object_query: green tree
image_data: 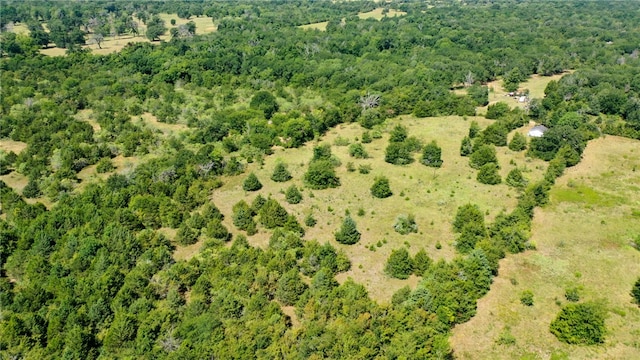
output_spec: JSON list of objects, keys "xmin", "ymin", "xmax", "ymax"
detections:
[
  {"xmin": 421, "ymin": 141, "xmax": 443, "ymax": 168},
  {"xmin": 469, "ymin": 144, "xmax": 498, "ymax": 169},
  {"xmin": 393, "ymin": 214, "xmax": 418, "ymax": 235},
  {"xmin": 504, "ymin": 67, "xmax": 525, "ymax": 93},
  {"xmin": 479, "ymin": 122, "xmax": 509, "ymax": 146},
  {"xmin": 259, "ymin": 198, "xmax": 288, "ymax": 229},
  {"xmin": 550, "ymin": 303, "xmax": 606, "ymax": 345},
  {"xmin": 477, "ymin": 163, "xmax": 501, "ymax": 185},
  {"xmin": 243, "ymin": 173, "xmax": 263, "ymax": 191},
  {"xmin": 145, "ymin": 16, "xmax": 167, "ymax": 41},
  {"xmin": 389, "ymin": 125, "xmax": 408, "ymax": 143},
  {"xmin": 348, "ymin": 143, "xmax": 368, "ymax": 158},
  {"xmin": 460, "ymin": 136, "xmax": 474, "ymax": 156},
  {"xmin": 456, "ymin": 222, "xmax": 486, "ymax": 253},
  {"xmin": 22, "ymin": 178, "xmax": 41, "ymax": 198},
  {"xmin": 632, "ymin": 278, "xmax": 640, "ymax": 306},
  {"xmin": 96, "ymin": 157, "xmax": 115, "ymax": 173},
  {"xmin": 232, "ymin": 200, "xmax": 257, "ymax": 235},
  {"xmin": 468, "ymin": 84, "xmax": 489, "ymax": 106},
  {"xmin": 385, "ymin": 248, "xmax": 414, "ymax": 279},
  {"xmin": 371, "ymin": 176, "xmax": 392, "ymax": 198},
  {"xmin": 285, "ymin": 185, "xmax": 302, "ymax": 204},
  {"xmin": 271, "ymin": 162, "xmax": 292, "ymax": 182},
  {"xmin": 335, "ymin": 215, "xmax": 361, "ymax": 245},
  {"xmin": 453, "ymin": 204, "xmax": 485, "ymax": 233},
  {"xmin": 413, "ymin": 249, "xmax": 432, "ymax": 276},
  {"xmin": 506, "ymin": 168, "xmax": 528, "ymax": 189},
  {"xmin": 177, "ymin": 223, "xmax": 199, "ymax": 245},
  {"xmin": 304, "ymin": 160, "xmax": 340, "ymax": 189},
  {"xmin": 520, "ymin": 290, "xmax": 534, "ymax": 306},
  {"xmin": 486, "ymin": 102, "xmax": 511, "ymax": 119},
  {"xmin": 276, "ymin": 269, "xmax": 308, "ymax": 306},
  {"xmin": 385, "ymin": 142, "xmax": 414, "ymax": 165},
  {"xmin": 205, "ymin": 219, "xmax": 230, "ymax": 240},
  {"xmin": 250, "ymin": 91, "xmax": 279, "ymax": 119},
  {"xmin": 469, "ymin": 121, "xmax": 481, "ymax": 139},
  {"xmin": 508, "ymin": 132, "xmax": 528, "ymax": 151}
]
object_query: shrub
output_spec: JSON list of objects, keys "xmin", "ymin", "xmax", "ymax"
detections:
[
  {"xmin": 250, "ymin": 90, "xmax": 279, "ymax": 119},
  {"xmin": 412, "ymin": 249, "xmax": 432, "ymax": 276},
  {"xmin": 371, "ymin": 176, "xmax": 392, "ymax": 198},
  {"xmin": 205, "ymin": 219, "xmax": 230, "ymax": 240},
  {"xmin": 469, "ymin": 121, "xmax": 481, "ymax": 139},
  {"xmin": 358, "ymin": 164, "xmax": 372, "ymax": 174},
  {"xmin": 506, "ymin": 168, "xmax": 528, "ymax": 189},
  {"xmin": 285, "ymin": 185, "xmax": 302, "ymax": 204},
  {"xmin": 565, "ymin": 287, "xmax": 581, "ymax": 302},
  {"xmin": 421, "ymin": 141, "xmax": 443, "ymax": 168},
  {"xmin": 304, "ymin": 160, "xmax": 340, "ymax": 189},
  {"xmin": 460, "ymin": 136, "xmax": 473, "ymax": 156},
  {"xmin": 385, "ymin": 142, "xmax": 414, "ymax": 165},
  {"xmin": 508, "ymin": 132, "xmax": 527, "ymax": 151},
  {"xmin": 477, "ymin": 163, "xmax": 502, "ymax": 185},
  {"xmin": 259, "ymin": 198, "xmax": 289, "ymax": 229},
  {"xmin": 389, "ymin": 125, "xmax": 408, "ymax": 143},
  {"xmin": 22, "ymin": 178, "xmax": 41, "ymax": 198},
  {"xmin": 96, "ymin": 157, "xmax": 115, "ymax": 173},
  {"xmin": 469, "ymin": 144, "xmax": 498, "ymax": 169},
  {"xmin": 177, "ymin": 223, "xmax": 199, "ymax": 245},
  {"xmin": 550, "ymin": 302, "xmax": 606, "ymax": 344},
  {"xmin": 271, "ymin": 162, "xmax": 292, "ymax": 182},
  {"xmin": 304, "ymin": 213, "xmax": 317, "ymax": 227},
  {"xmin": 385, "ymin": 248, "xmax": 414, "ymax": 279},
  {"xmin": 520, "ymin": 290, "xmax": 534, "ymax": 306},
  {"xmin": 243, "ymin": 173, "xmax": 263, "ymax": 191},
  {"xmin": 632, "ymin": 277, "xmax": 640, "ymax": 306},
  {"xmin": 394, "ymin": 214, "xmax": 418, "ymax": 235},
  {"xmin": 486, "ymin": 102, "xmax": 511, "ymax": 119},
  {"xmin": 361, "ymin": 131, "xmax": 372, "ymax": 143},
  {"xmin": 453, "ymin": 204, "xmax": 485, "ymax": 232},
  {"xmin": 335, "ymin": 215, "xmax": 361, "ymax": 245},
  {"xmin": 348, "ymin": 143, "xmax": 368, "ymax": 158}
]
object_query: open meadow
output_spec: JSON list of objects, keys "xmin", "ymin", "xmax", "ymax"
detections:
[{"xmin": 451, "ymin": 135, "xmax": 640, "ymax": 359}]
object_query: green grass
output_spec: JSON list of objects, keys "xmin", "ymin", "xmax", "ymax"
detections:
[{"xmin": 451, "ymin": 135, "xmax": 640, "ymax": 359}]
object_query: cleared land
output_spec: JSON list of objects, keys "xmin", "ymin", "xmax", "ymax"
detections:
[
  {"xmin": 205, "ymin": 115, "xmax": 547, "ymax": 302},
  {"xmin": 451, "ymin": 135, "xmax": 640, "ymax": 359},
  {"xmin": 300, "ymin": 7, "xmax": 406, "ymax": 31},
  {"xmin": 0, "ymin": 139, "xmax": 28, "ymax": 154}
]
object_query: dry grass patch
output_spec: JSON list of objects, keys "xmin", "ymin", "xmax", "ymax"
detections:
[
  {"xmin": 135, "ymin": 112, "xmax": 189, "ymax": 135},
  {"xmin": 299, "ymin": 21, "xmax": 329, "ymax": 31},
  {"xmin": 0, "ymin": 139, "xmax": 28, "ymax": 154},
  {"xmin": 0, "ymin": 171, "xmax": 29, "ymax": 194},
  {"xmin": 451, "ymin": 135, "xmax": 640, "ymax": 360},
  {"xmin": 74, "ymin": 109, "xmax": 101, "ymax": 132},
  {"xmin": 210, "ymin": 115, "xmax": 544, "ymax": 302},
  {"xmin": 357, "ymin": 8, "xmax": 407, "ymax": 20}
]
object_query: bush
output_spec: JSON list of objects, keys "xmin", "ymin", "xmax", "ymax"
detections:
[
  {"xmin": 460, "ymin": 136, "xmax": 474, "ymax": 156},
  {"xmin": 177, "ymin": 223, "xmax": 199, "ymax": 245},
  {"xmin": 22, "ymin": 178, "xmax": 41, "ymax": 198},
  {"xmin": 361, "ymin": 131, "xmax": 372, "ymax": 143},
  {"xmin": 505, "ymin": 168, "xmax": 528, "ymax": 189},
  {"xmin": 250, "ymin": 90, "xmax": 279, "ymax": 119},
  {"xmin": 348, "ymin": 143, "xmax": 368, "ymax": 158},
  {"xmin": 96, "ymin": 157, "xmax": 115, "ymax": 173},
  {"xmin": 304, "ymin": 213, "xmax": 317, "ymax": 227},
  {"xmin": 385, "ymin": 248, "xmax": 414, "ymax": 279},
  {"xmin": 632, "ymin": 278, "xmax": 640, "ymax": 306},
  {"xmin": 453, "ymin": 204, "xmax": 485, "ymax": 232},
  {"xmin": 550, "ymin": 303, "xmax": 606, "ymax": 344},
  {"xmin": 205, "ymin": 219, "xmax": 230, "ymax": 241},
  {"xmin": 412, "ymin": 249, "xmax": 432, "ymax": 276},
  {"xmin": 486, "ymin": 102, "xmax": 511, "ymax": 119},
  {"xmin": 565, "ymin": 287, "xmax": 581, "ymax": 302},
  {"xmin": 371, "ymin": 176, "xmax": 392, "ymax": 198},
  {"xmin": 304, "ymin": 160, "xmax": 340, "ymax": 189},
  {"xmin": 469, "ymin": 121, "xmax": 481, "ymax": 139},
  {"xmin": 477, "ymin": 163, "xmax": 502, "ymax": 185},
  {"xmin": 243, "ymin": 173, "xmax": 263, "ymax": 191},
  {"xmin": 508, "ymin": 132, "xmax": 528, "ymax": 151},
  {"xmin": 335, "ymin": 216, "xmax": 361, "ymax": 245},
  {"xmin": 385, "ymin": 142, "xmax": 414, "ymax": 165},
  {"xmin": 259, "ymin": 198, "xmax": 289, "ymax": 229},
  {"xmin": 421, "ymin": 141, "xmax": 443, "ymax": 168},
  {"xmin": 469, "ymin": 144, "xmax": 498, "ymax": 169},
  {"xmin": 358, "ymin": 164, "xmax": 372, "ymax": 174},
  {"xmin": 285, "ymin": 185, "xmax": 302, "ymax": 204},
  {"xmin": 520, "ymin": 290, "xmax": 534, "ymax": 306},
  {"xmin": 271, "ymin": 162, "xmax": 292, "ymax": 182},
  {"xmin": 393, "ymin": 214, "xmax": 418, "ymax": 235}
]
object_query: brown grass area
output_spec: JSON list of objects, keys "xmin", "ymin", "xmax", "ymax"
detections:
[
  {"xmin": 299, "ymin": 21, "xmax": 329, "ymax": 31},
  {"xmin": 357, "ymin": 8, "xmax": 407, "ymax": 20},
  {"xmin": 136, "ymin": 112, "xmax": 189, "ymax": 135},
  {"xmin": 0, "ymin": 139, "xmax": 28, "ymax": 154},
  {"xmin": 0, "ymin": 171, "xmax": 29, "ymax": 194},
  {"xmin": 208, "ymin": 115, "xmax": 545, "ymax": 302},
  {"xmin": 74, "ymin": 109, "xmax": 101, "ymax": 132},
  {"xmin": 451, "ymin": 136, "xmax": 640, "ymax": 360}
]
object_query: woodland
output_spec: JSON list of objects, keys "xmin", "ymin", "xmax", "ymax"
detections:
[{"xmin": 1, "ymin": 0, "xmax": 640, "ymax": 359}]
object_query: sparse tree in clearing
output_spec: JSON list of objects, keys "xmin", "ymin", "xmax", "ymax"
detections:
[
  {"xmin": 385, "ymin": 248, "xmax": 414, "ymax": 279},
  {"xmin": 508, "ymin": 132, "xmax": 528, "ymax": 151},
  {"xmin": 304, "ymin": 160, "xmax": 340, "ymax": 189},
  {"xmin": 285, "ymin": 185, "xmax": 302, "ymax": 204},
  {"xmin": 550, "ymin": 302, "xmax": 606, "ymax": 345},
  {"xmin": 335, "ymin": 215, "xmax": 361, "ymax": 245},
  {"xmin": 460, "ymin": 136, "xmax": 474, "ymax": 157},
  {"xmin": 421, "ymin": 141, "xmax": 443, "ymax": 168},
  {"xmin": 469, "ymin": 144, "xmax": 498, "ymax": 169},
  {"xmin": 453, "ymin": 204, "xmax": 485, "ymax": 233},
  {"xmin": 271, "ymin": 162, "xmax": 292, "ymax": 182},
  {"xmin": 371, "ymin": 176, "xmax": 392, "ymax": 198},
  {"xmin": 91, "ymin": 33, "xmax": 104, "ymax": 49},
  {"xmin": 348, "ymin": 143, "xmax": 368, "ymax": 159},
  {"xmin": 477, "ymin": 163, "xmax": 502, "ymax": 185},
  {"xmin": 389, "ymin": 125, "xmax": 408, "ymax": 143},
  {"xmin": 259, "ymin": 198, "xmax": 289, "ymax": 229},
  {"xmin": 506, "ymin": 168, "xmax": 528, "ymax": 189},
  {"xmin": 243, "ymin": 173, "xmax": 262, "ymax": 191},
  {"xmin": 413, "ymin": 249, "xmax": 432, "ymax": 276}
]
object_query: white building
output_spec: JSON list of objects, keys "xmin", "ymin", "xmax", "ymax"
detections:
[{"xmin": 528, "ymin": 125, "xmax": 549, "ymax": 137}]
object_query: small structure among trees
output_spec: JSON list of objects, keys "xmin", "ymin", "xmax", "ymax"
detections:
[{"xmin": 528, "ymin": 124, "xmax": 549, "ymax": 138}]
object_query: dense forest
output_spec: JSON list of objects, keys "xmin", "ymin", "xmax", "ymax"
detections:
[{"xmin": 1, "ymin": 0, "xmax": 640, "ymax": 358}]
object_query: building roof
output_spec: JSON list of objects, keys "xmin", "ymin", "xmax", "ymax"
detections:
[{"xmin": 528, "ymin": 125, "xmax": 549, "ymax": 137}]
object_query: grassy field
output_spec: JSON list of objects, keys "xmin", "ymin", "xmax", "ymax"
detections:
[
  {"xmin": 201, "ymin": 115, "xmax": 547, "ymax": 302},
  {"xmin": 299, "ymin": 21, "xmax": 329, "ymax": 31},
  {"xmin": 451, "ymin": 135, "xmax": 640, "ymax": 359},
  {"xmin": 0, "ymin": 139, "xmax": 28, "ymax": 154},
  {"xmin": 300, "ymin": 7, "xmax": 406, "ymax": 31}
]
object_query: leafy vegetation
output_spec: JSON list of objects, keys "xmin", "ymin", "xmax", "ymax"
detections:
[{"xmin": 550, "ymin": 303, "xmax": 607, "ymax": 345}]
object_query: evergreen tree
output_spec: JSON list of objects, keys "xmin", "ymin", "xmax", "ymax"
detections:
[
  {"xmin": 389, "ymin": 125, "xmax": 408, "ymax": 143},
  {"xmin": 508, "ymin": 132, "xmax": 528, "ymax": 151},
  {"xmin": 22, "ymin": 178, "xmax": 41, "ymax": 198},
  {"xmin": 276, "ymin": 269, "xmax": 308, "ymax": 306},
  {"xmin": 335, "ymin": 216, "xmax": 361, "ymax": 245},
  {"xmin": 413, "ymin": 249, "xmax": 432, "ymax": 276},
  {"xmin": 304, "ymin": 160, "xmax": 340, "ymax": 189},
  {"xmin": 453, "ymin": 204, "xmax": 485, "ymax": 232},
  {"xmin": 348, "ymin": 143, "xmax": 369, "ymax": 158},
  {"xmin": 550, "ymin": 303, "xmax": 606, "ymax": 345},
  {"xmin": 232, "ymin": 200, "xmax": 257, "ymax": 235},
  {"xmin": 271, "ymin": 162, "xmax": 292, "ymax": 182},
  {"xmin": 385, "ymin": 142, "xmax": 414, "ymax": 165},
  {"xmin": 506, "ymin": 168, "xmax": 528, "ymax": 189},
  {"xmin": 371, "ymin": 176, "xmax": 392, "ymax": 198},
  {"xmin": 243, "ymin": 173, "xmax": 263, "ymax": 191},
  {"xmin": 177, "ymin": 223, "xmax": 199, "ymax": 245},
  {"xmin": 456, "ymin": 222, "xmax": 487, "ymax": 253},
  {"xmin": 205, "ymin": 219, "xmax": 230, "ymax": 240},
  {"xmin": 469, "ymin": 121, "xmax": 481, "ymax": 139},
  {"xmin": 632, "ymin": 277, "xmax": 640, "ymax": 306},
  {"xmin": 285, "ymin": 185, "xmax": 302, "ymax": 204},
  {"xmin": 259, "ymin": 198, "xmax": 289, "ymax": 229},
  {"xmin": 469, "ymin": 144, "xmax": 498, "ymax": 169},
  {"xmin": 385, "ymin": 248, "xmax": 414, "ymax": 279},
  {"xmin": 421, "ymin": 141, "xmax": 443, "ymax": 168},
  {"xmin": 460, "ymin": 136, "xmax": 474, "ymax": 157},
  {"xmin": 477, "ymin": 163, "xmax": 502, "ymax": 185}
]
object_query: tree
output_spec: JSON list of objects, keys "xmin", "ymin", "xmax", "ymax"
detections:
[
  {"xmin": 243, "ymin": 173, "xmax": 263, "ymax": 191},
  {"xmin": 413, "ymin": 249, "xmax": 432, "ymax": 276},
  {"xmin": 96, "ymin": 157, "xmax": 115, "ymax": 173},
  {"xmin": 385, "ymin": 142, "xmax": 413, "ymax": 165},
  {"xmin": 145, "ymin": 16, "xmax": 166, "ymax": 41},
  {"xmin": 22, "ymin": 178, "xmax": 41, "ymax": 198},
  {"xmin": 505, "ymin": 168, "xmax": 528, "ymax": 189},
  {"xmin": 335, "ymin": 216, "xmax": 361, "ymax": 245},
  {"xmin": 285, "ymin": 185, "xmax": 302, "ymax": 204},
  {"xmin": 632, "ymin": 277, "xmax": 640, "ymax": 306},
  {"xmin": 304, "ymin": 160, "xmax": 340, "ymax": 189},
  {"xmin": 456, "ymin": 222, "xmax": 486, "ymax": 253},
  {"xmin": 504, "ymin": 67, "xmax": 525, "ymax": 93},
  {"xmin": 371, "ymin": 176, "xmax": 392, "ymax": 198},
  {"xmin": 276, "ymin": 269, "xmax": 308, "ymax": 306},
  {"xmin": 421, "ymin": 141, "xmax": 443, "ymax": 168},
  {"xmin": 91, "ymin": 33, "xmax": 104, "ymax": 49},
  {"xmin": 508, "ymin": 132, "xmax": 527, "ymax": 151},
  {"xmin": 348, "ymin": 143, "xmax": 368, "ymax": 158},
  {"xmin": 479, "ymin": 122, "xmax": 508, "ymax": 146},
  {"xmin": 232, "ymin": 200, "xmax": 257, "ymax": 235},
  {"xmin": 259, "ymin": 198, "xmax": 288, "ymax": 229},
  {"xmin": 468, "ymin": 84, "xmax": 489, "ymax": 106},
  {"xmin": 389, "ymin": 125, "xmax": 408, "ymax": 143},
  {"xmin": 205, "ymin": 219, "xmax": 230, "ymax": 240},
  {"xmin": 453, "ymin": 204, "xmax": 485, "ymax": 233},
  {"xmin": 385, "ymin": 248, "xmax": 414, "ymax": 279},
  {"xmin": 469, "ymin": 121, "xmax": 481, "ymax": 139},
  {"xmin": 177, "ymin": 223, "xmax": 198, "ymax": 245},
  {"xmin": 460, "ymin": 136, "xmax": 474, "ymax": 156},
  {"xmin": 271, "ymin": 162, "xmax": 292, "ymax": 182},
  {"xmin": 250, "ymin": 91, "xmax": 279, "ymax": 119},
  {"xmin": 469, "ymin": 144, "xmax": 498, "ymax": 169},
  {"xmin": 550, "ymin": 303, "xmax": 606, "ymax": 345},
  {"xmin": 486, "ymin": 102, "xmax": 510, "ymax": 119},
  {"xmin": 394, "ymin": 214, "xmax": 418, "ymax": 235},
  {"xmin": 529, "ymin": 125, "xmax": 585, "ymax": 161},
  {"xmin": 477, "ymin": 163, "xmax": 501, "ymax": 185}
]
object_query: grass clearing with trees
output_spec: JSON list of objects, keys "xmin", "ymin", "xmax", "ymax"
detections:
[{"xmin": 451, "ymin": 136, "xmax": 640, "ymax": 359}]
